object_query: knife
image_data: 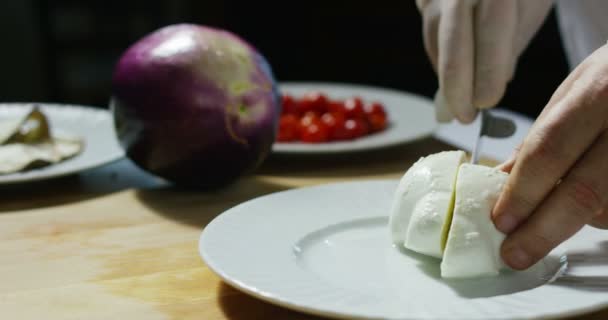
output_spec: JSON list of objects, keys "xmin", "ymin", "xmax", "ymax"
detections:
[{"xmin": 470, "ymin": 110, "xmax": 517, "ymax": 164}]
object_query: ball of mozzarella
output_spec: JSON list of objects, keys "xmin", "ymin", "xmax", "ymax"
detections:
[
  {"xmin": 389, "ymin": 150, "xmax": 466, "ymax": 258},
  {"xmin": 390, "ymin": 151, "xmax": 509, "ymax": 279}
]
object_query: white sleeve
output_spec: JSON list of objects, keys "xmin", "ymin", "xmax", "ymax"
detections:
[{"xmin": 556, "ymin": 0, "xmax": 608, "ymax": 69}]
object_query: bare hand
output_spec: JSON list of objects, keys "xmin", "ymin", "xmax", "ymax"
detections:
[{"xmin": 493, "ymin": 44, "xmax": 608, "ymax": 270}]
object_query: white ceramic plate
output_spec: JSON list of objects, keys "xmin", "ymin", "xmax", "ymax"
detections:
[
  {"xmin": 200, "ymin": 180, "xmax": 608, "ymax": 320},
  {"xmin": 273, "ymin": 83, "xmax": 436, "ymax": 154},
  {"xmin": 0, "ymin": 103, "xmax": 124, "ymax": 184}
]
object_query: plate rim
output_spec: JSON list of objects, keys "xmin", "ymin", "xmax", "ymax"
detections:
[
  {"xmin": 200, "ymin": 179, "xmax": 395, "ymax": 320},
  {"xmin": 200, "ymin": 179, "xmax": 608, "ymax": 320},
  {"xmin": 0, "ymin": 102, "xmax": 124, "ymax": 184},
  {"xmin": 272, "ymin": 82, "xmax": 437, "ymax": 154}
]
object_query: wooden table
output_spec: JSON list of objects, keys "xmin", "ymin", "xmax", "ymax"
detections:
[{"xmin": 1, "ymin": 138, "xmax": 606, "ymax": 319}]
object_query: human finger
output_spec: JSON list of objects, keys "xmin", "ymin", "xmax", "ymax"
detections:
[
  {"xmin": 492, "ymin": 63, "xmax": 608, "ymax": 234},
  {"xmin": 473, "ymin": 0, "xmax": 517, "ymax": 109},
  {"xmin": 437, "ymin": 0, "xmax": 476, "ymax": 123},
  {"xmin": 501, "ymin": 131, "xmax": 608, "ymax": 269}
]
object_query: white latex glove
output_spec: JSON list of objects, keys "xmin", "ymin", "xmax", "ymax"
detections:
[{"xmin": 416, "ymin": 0, "xmax": 554, "ymax": 123}]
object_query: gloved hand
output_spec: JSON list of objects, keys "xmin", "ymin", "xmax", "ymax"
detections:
[{"xmin": 416, "ymin": 0, "xmax": 554, "ymax": 123}]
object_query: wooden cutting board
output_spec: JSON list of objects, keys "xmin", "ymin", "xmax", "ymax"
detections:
[{"xmin": 0, "ymin": 138, "xmax": 606, "ymax": 320}]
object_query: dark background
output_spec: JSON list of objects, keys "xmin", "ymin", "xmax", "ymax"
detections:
[{"xmin": 1, "ymin": 0, "xmax": 569, "ymax": 119}]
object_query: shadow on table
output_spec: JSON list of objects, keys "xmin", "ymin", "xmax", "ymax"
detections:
[
  {"xmin": 0, "ymin": 159, "xmax": 160, "ymax": 213},
  {"xmin": 259, "ymin": 138, "xmax": 457, "ymax": 179},
  {"xmin": 134, "ymin": 139, "xmax": 452, "ymax": 228},
  {"xmin": 134, "ymin": 139, "xmax": 465, "ymax": 229},
  {"xmin": 134, "ymin": 177, "xmax": 291, "ymax": 228},
  {"xmin": 218, "ymin": 282, "xmax": 323, "ymax": 320},
  {"xmin": 0, "ymin": 138, "xmax": 487, "ymax": 214},
  {"xmin": 0, "ymin": 175, "xmax": 104, "ymax": 213}
]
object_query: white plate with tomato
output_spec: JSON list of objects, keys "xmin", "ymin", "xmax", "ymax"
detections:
[{"xmin": 273, "ymin": 82, "xmax": 436, "ymax": 154}]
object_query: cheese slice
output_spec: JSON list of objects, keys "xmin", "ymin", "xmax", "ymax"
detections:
[
  {"xmin": 0, "ymin": 134, "xmax": 83, "ymax": 174},
  {"xmin": 0, "ymin": 107, "xmax": 83, "ymax": 175},
  {"xmin": 440, "ymin": 163, "xmax": 508, "ymax": 278},
  {"xmin": 0, "ymin": 111, "xmax": 30, "ymax": 145},
  {"xmin": 389, "ymin": 150, "xmax": 466, "ymax": 258}
]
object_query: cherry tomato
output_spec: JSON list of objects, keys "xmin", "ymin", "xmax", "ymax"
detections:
[
  {"xmin": 321, "ymin": 112, "xmax": 345, "ymax": 139},
  {"xmin": 367, "ymin": 113, "xmax": 387, "ymax": 132},
  {"xmin": 278, "ymin": 93, "xmax": 389, "ymax": 142},
  {"xmin": 300, "ymin": 118, "xmax": 329, "ymax": 143},
  {"xmin": 352, "ymin": 118, "xmax": 370, "ymax": 137},
  {"xmin": 299, "ymin": 111, "xmax": 320, "ymax": 128},
  {"xmin": 342, "ymin": 97, "xmax": 364, "ymax": 119},
  {"xmin": 281, "ymin": 94, "xmax": 298, "ymax": 115},
  {"xmin": 328, "ymin": 100, "xmax": 344, "ymax": 114},
  {"xmin": 333, "ymin": 118, "xmax": 356, "ymax": 140},
  {"xmin": 277, "ymin": 114, "xmax": 299, "ymax": 142},
  {"xmin": 298, "ymin": 91, "xmax": 329, "ymax": 114},
  {"xmin": 364, "ymin": 102, "xmax": 387, "ymax": 118}
]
